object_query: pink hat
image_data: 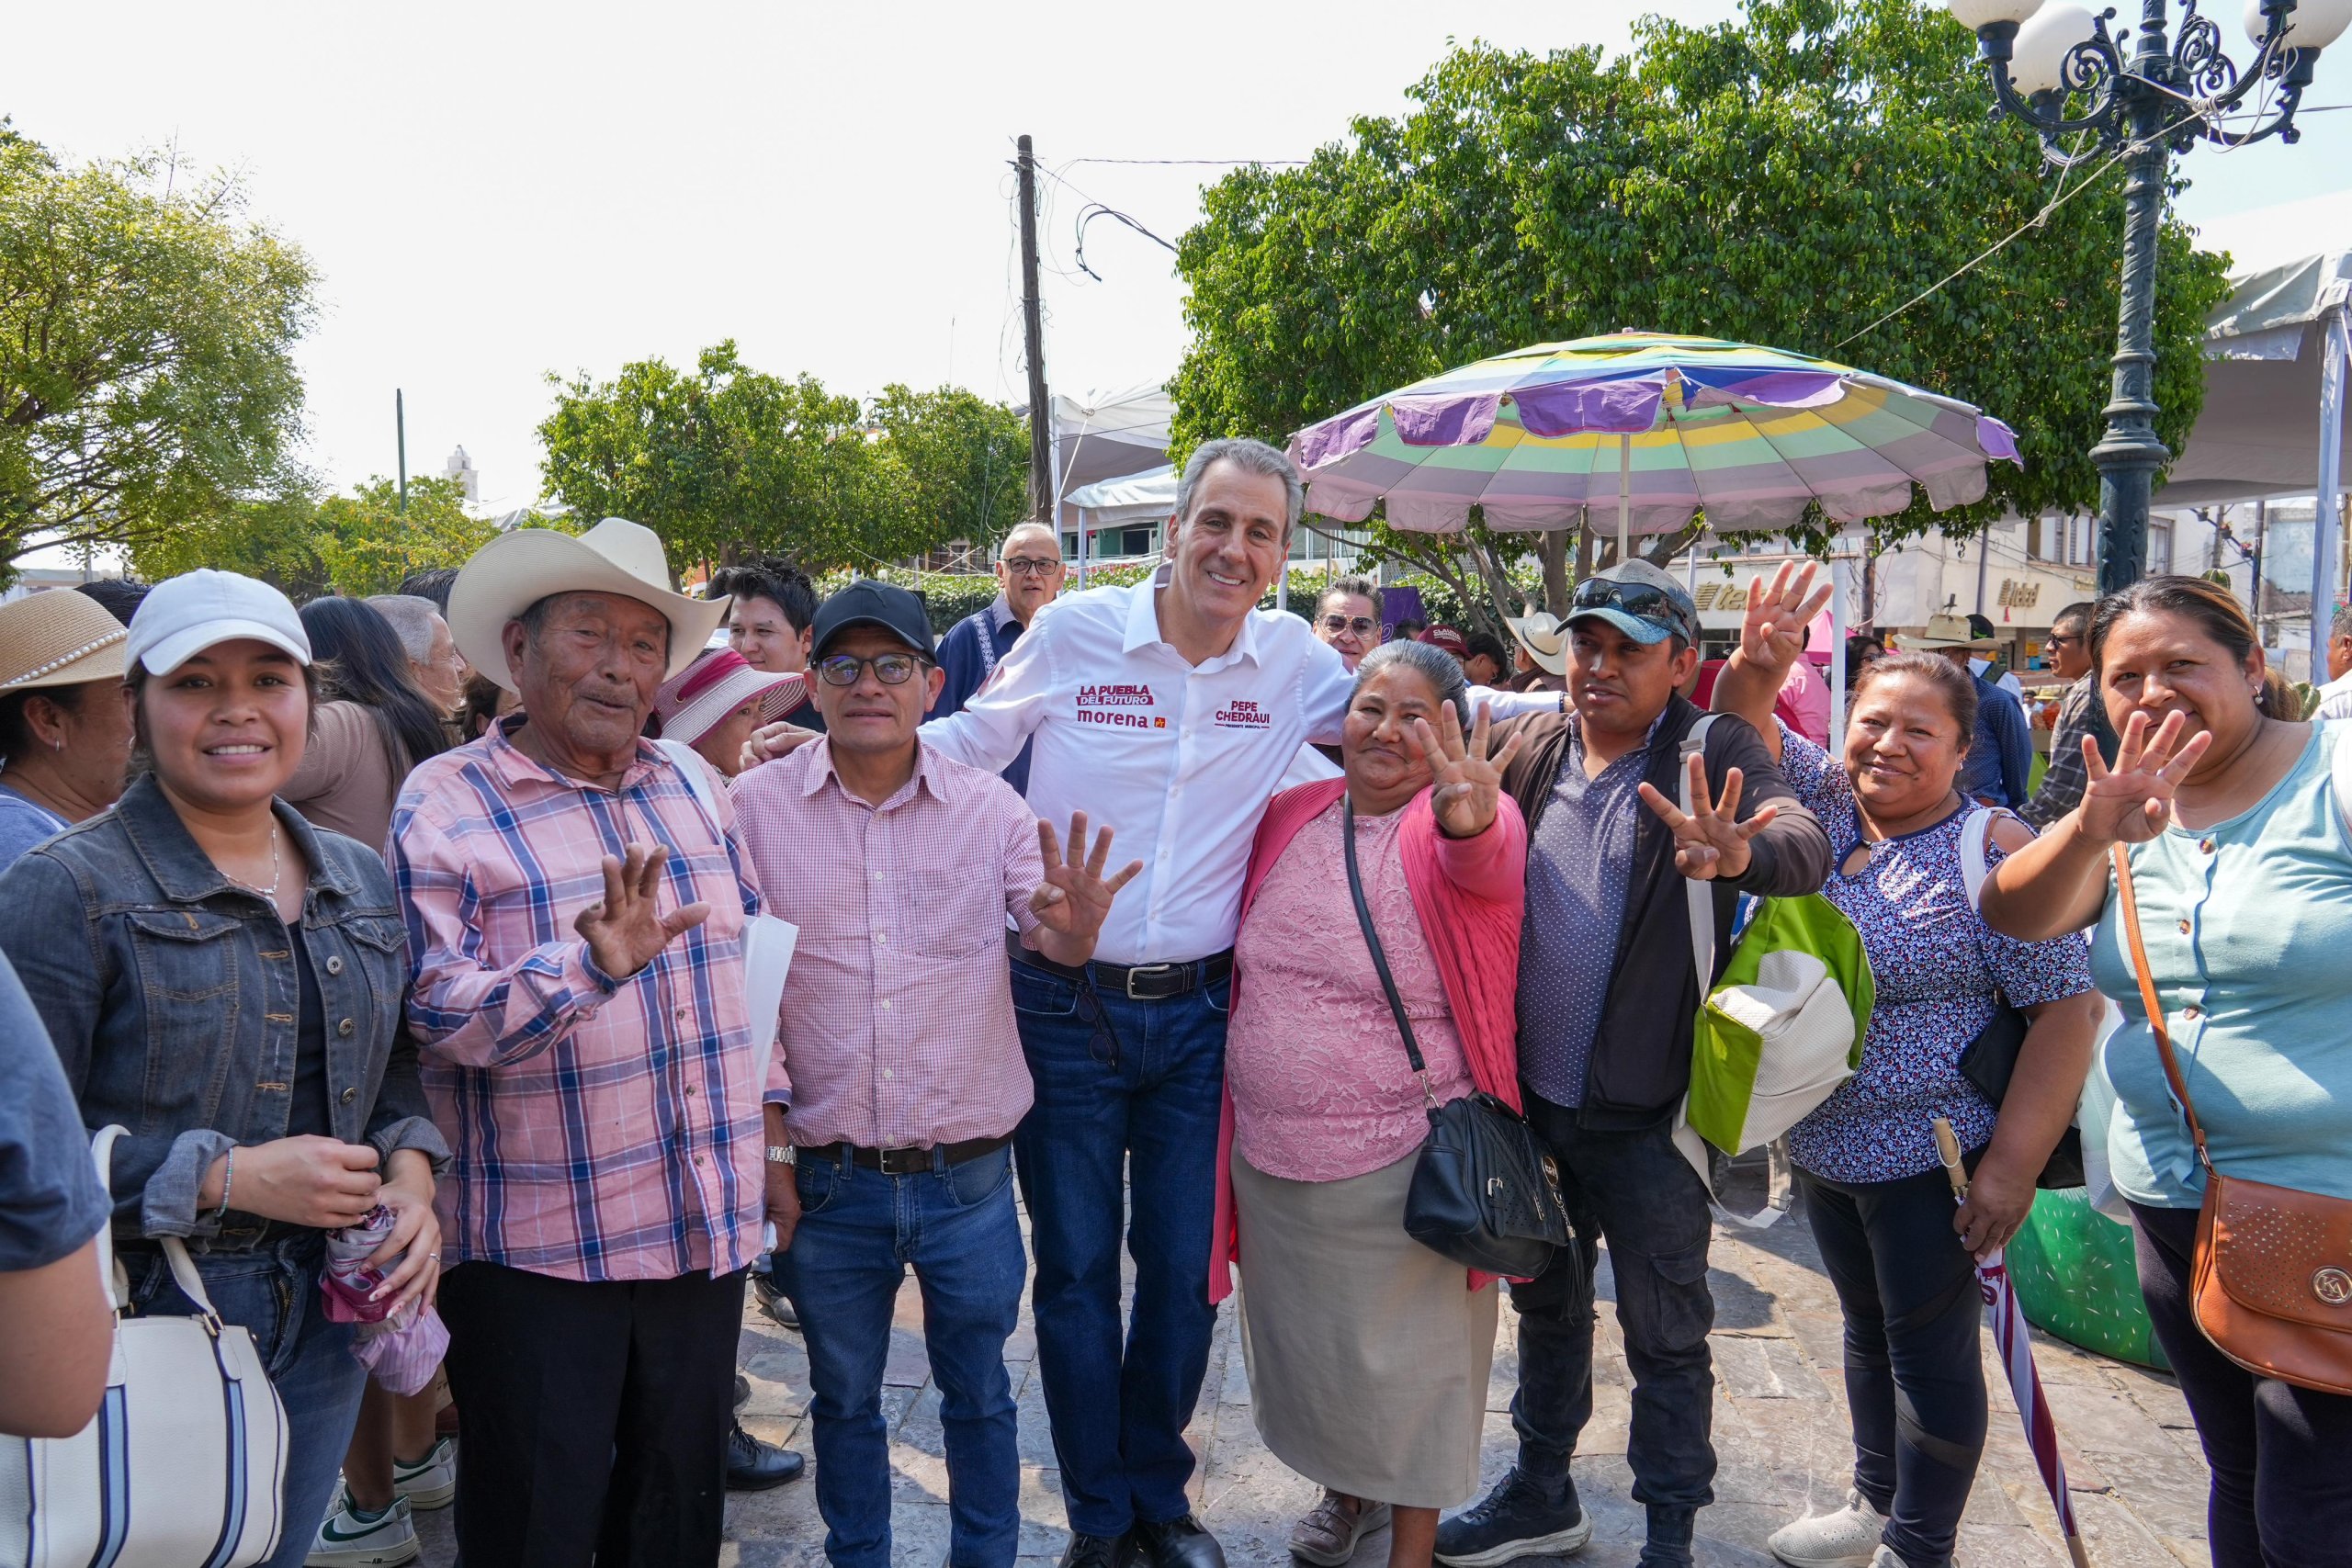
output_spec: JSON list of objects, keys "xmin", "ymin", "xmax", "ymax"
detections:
[{"xmin": 652, "ymin": 649, "xmax": 805, "ymax": 748}]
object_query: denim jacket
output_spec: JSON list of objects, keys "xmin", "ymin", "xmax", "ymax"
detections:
[{"xmin": 0, "ymin": 773, "xmax": 447, "ymax": 1248}]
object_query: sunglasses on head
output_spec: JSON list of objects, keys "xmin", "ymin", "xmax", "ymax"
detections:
[{"xmin": 1570, "ymin": 578, "xmax": 1691, "ymax": 637}]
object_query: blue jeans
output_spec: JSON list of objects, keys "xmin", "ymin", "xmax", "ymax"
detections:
[
  {"xmin": 124, "ymin": 1232, "xmax": 367, "ymax": 1568},
  {"xmin": 1008, "ymin": 956, "xmax": 1227, "ymax": 1538},
  {"xmin": 776, "ymin": 1145, "xmax": 1026, "ymax": 1568}
]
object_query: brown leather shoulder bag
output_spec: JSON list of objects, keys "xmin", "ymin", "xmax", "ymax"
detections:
[{"xmin": 2112, "ymin": 843, "xmax": 2352, "ymax": 1393}]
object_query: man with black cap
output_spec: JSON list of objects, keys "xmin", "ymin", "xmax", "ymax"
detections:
[
  {"xmin": 1434, "ymin": 559, "xmax": 1831, "ymax": 1568},
  {"xmin": 730, "ymin": 580, "xmax": 1140, "ymax": 1568}
]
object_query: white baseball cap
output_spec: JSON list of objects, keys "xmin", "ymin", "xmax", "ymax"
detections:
[{"xmin": 123, "ymin": 570, "xmax": 313, "ymax": 677}]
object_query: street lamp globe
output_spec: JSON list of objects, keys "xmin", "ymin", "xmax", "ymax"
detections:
[
  {"xmin": 2245, "ymin": 0, "xmax": 2352, "ymax": 49},
  {"xmin": 1949, "ymin": 0, "xmax": 2046, "ymax": 29},
  {"xmin": 2011, "ymin": 2, "xmax": 2100, "ymax": 93}
]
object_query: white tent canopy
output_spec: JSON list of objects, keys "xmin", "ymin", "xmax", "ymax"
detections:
[
  {"xmin": 1063, "ymin": 462, "xmax": 1177, "ymax": 528},
  {"xmin": 1035, "ymin": 382, "xmax": 1173, "ymax": 531}
]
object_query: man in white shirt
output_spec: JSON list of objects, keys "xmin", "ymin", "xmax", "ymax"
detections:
[
  {"xmin": 2315, "ymin": 602, "xmax": 2352, "ymax": 720},
  {"xmin": 741, "ymin": 439, "xmax": 1554, "ymax": 1568}
]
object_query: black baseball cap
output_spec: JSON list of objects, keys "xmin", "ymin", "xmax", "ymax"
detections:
[
  {"xmin": 1566, "ymin": 559, "xmax": 1700, "ymax": 647},
  {"xmin": 810, "ymin": 580, "xmax": 935, "ymax": 660}
]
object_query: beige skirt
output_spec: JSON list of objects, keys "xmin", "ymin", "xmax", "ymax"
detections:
[{"xmin": 1233, "ymin": 1148, "xmax": 1499, "ymax": 1509}]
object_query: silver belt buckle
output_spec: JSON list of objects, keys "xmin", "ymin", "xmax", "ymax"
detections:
[{"xmin": 1124, "ymin": 963, "xmax": 1177, "ymax": 999}]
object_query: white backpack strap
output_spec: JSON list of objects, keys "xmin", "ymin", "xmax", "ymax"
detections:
[
  {"xmin": 1681, "ymin": 715, "xmax": 1719, "ymax": 986},
  {"xmin": 90, "ymin": 1124, "xmax": 123, "ymax": 1314},
  {"xmin": 655, "ymin": 738, "xmax": 722, "ymax": 825},
  {"xmin": 1956, "ymin": 805, "xmax": 2019, "ymax": 909}
]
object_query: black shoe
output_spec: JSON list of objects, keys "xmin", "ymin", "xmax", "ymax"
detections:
[
  {"xmin": 724, "ymin": 1421, "xmax": 804, "ymax": 1491},
  {"xmin": 732, "ymin": 1373, "xmax": 751, "ymax": 1410},
  {"xmin": 1134, "ymin": 1514, "xmax": 1226, "ymax": 1568},
  {"xmin": 752, "ymin": 1269, "xmax": 799, "ymax": 1329},
  {"xmin": 1432, "ymin": 1468, "xmax": 1591, "ymax": 1567},
  {"xmin": 1058, "ymin": 1532, "xmax": 1135, "ymax": 1568}
]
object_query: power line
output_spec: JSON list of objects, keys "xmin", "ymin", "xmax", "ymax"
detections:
[{"xmin": 1064, "ymin": 156, "xmax": 1310, "ymax": 166}]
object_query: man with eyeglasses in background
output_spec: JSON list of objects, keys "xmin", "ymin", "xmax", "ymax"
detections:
[
  {"xmin": 1310, "ymin": 575, "xmax": 1383, "ymax": 671},
  {"xmin": 2018, "ymin": 601, "xmax": 2119, "ymax": 829},
  {"xmin": 933, "ymin": 524, "xmax": 1068, "ymax": 794}
]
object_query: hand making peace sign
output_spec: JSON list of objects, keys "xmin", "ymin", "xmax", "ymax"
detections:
[
  {"xmin": 1637, "ymin": 755, "xmax": 1781, "ymax": 882},
  {"xmin": 1406, "ymin": 699, "xmax": 1526, "ymax": 840}
]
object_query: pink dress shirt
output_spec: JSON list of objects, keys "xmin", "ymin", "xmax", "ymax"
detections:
[
  {"xmin": 730, "ymin": 739, "xmax": 1046, "ymax": 1150},
  {"xmin": 391, "ymin": 721, "xmax": 765, "ymax": 1283}
]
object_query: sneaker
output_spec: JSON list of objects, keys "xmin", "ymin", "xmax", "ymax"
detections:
[
  {"xmin": 390, "ymin": 1436, "xmax": 457, "ymax": 1511},
  {"xmin": 1433, "ymin": 1469, "xmax": 1592, "ymax": 1567},
  {"xmin": 1767, "ymin": 1490, "xmax": 1888, "ymax": 1568},
  {"xmin": 306, "ymin": 1491, "xmax": 419, "ymax": 1566}
]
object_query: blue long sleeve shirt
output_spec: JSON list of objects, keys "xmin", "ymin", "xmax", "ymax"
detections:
[{"xmin": 1959, "ymin": 674, "xmax": 2034, "ymax": 809}]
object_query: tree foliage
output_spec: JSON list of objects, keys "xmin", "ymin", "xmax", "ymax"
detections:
[
  {"xmin": 130, "ymin": 476, "xmax": 497, "ymax": 600},
  {"xmin": 1170, "ymin": 0, "xmax": 2233, "ymax": 625},
  {"xmin": 537, "ymin": 342, "xmax": 1025, "ymax": 576},
  {"xmin": 0, "ymin": 133, "xmax": 317, "ymax": 568}
]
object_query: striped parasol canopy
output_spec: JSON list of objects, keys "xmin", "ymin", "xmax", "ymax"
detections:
[{"xmin": 1286, "ymin": 331, "xmax": 2021, "ymax": 547}]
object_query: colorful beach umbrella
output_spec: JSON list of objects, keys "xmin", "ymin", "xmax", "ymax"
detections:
[
  {"xmin": 1285, "ymin": 332, "xmax": 2020, "ymax": 555},
  {"xmin": 1935, "ymin": 1117, "xmax": 2094, "ymax": 1568}
]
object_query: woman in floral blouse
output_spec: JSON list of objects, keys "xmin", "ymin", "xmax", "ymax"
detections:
[{"xmin": 1710, "ymin": 565, "xmax": 2103, "ymax": 1568}]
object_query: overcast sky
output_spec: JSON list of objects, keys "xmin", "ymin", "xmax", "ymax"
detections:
[{"xmin": 7, "ymin": 1, "xmax": 2346, "ymax": 518}]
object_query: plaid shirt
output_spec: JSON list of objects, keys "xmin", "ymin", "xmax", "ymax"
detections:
[
  {"xmin": 731, "ymin": 739, "xmax": 1045, "ymax": 1150},
  {"xmin": 390, "ymin": 718, "xmax": 764, "ymax": 1282},
  {"xmin": 2021, "ymin": 674, "xmax": 2115, "ymax": 829}
]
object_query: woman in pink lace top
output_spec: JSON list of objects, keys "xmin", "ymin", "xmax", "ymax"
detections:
[{"xmin": 1221, "ymin": 639, "xmax": 1528, "ymax": 1568}]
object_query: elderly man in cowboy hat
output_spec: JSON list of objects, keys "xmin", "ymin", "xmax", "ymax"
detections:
[
  {"xmin": 1906, "ymin": 611, "xmax": 2033, "ymax": 809},
  {"xmin": 390, "ymin": 518, "xmax": 797, "ymax": 1568}
]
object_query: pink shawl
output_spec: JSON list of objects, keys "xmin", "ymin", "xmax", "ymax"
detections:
[{"xmin": 1206, "ymin": 778, "xmax": 1527, "ymax": 1304}]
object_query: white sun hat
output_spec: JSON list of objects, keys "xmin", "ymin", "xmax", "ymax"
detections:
[
  {"xmin": 652, "ymin": 649, "xmax": 806, "ymax": 749},
  {"xmin": 447, "ymin": 517, "xmax": 729, "ymax": 692}
]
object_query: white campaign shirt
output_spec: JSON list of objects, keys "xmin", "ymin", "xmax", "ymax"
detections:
[{"xmin": 920, "ymin": 565, "xmax": 1555, "ymax": 964}]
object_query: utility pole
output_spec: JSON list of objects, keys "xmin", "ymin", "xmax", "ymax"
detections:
[
  {"xmin": 396, "ymin": 389, "xmax": 409, "ymax": 515},
  {"xmin": 1016, "ymin": 135, "xmax": 1051, "ymax": 525}
]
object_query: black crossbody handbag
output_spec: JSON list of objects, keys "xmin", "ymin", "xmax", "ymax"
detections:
[{"xmin": 1342, "ymin": 797, "xmax": 1573, "ymax": 1279}]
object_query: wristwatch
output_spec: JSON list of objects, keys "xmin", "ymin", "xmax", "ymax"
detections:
[{"xmin": 765, "ymin": 1145, "xmax": 796, "ymax": 1167}]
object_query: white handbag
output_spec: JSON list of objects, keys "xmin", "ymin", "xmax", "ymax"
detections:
[{"xmin": 0, "ymin": 1125, "xmax": 289, "ymax": 1568}]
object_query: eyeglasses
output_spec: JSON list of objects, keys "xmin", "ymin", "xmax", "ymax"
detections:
[
  {"xmin": 1570, "ymin": 577, "xmax": 1692, "ymax": 636},
  {"xmin": 1321, "ymin": 615, "xmax": 1379, "ymax": 637},
  {"xmin": 814, "ymin": 652, "xmax": 931, "ymax": 687},
  {"xmin": 1002, "ymin": 558, "xmax": 1062, "ymax": 578}
]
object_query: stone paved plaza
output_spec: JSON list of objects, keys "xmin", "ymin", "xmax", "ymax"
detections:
[{"xmin": 414, "ymin": 1176, "xmax": 2210, "ymax": 1568}]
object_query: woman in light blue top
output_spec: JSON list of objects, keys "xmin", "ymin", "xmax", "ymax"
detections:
[{"xmin": 1982, "ymin": 575, "xmax": 2352, "ymax": 1568}]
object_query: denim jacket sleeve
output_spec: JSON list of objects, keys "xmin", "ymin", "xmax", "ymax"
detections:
[
  {"xmin": 365, "ymin": 1024, "xmax": 449, "ymax": 1175},
  {"xmin": 0, "ymin": 852, "xmax": 234, "ymax": 1238}
]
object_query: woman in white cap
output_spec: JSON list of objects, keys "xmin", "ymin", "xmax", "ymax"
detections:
[
  {"xmin": 0, "ymin": 570, "xmax": 448, "ymax": 1568},
  {"xmin": 0, "ymin": 587, "xmax": 135, "ymax": 864}
]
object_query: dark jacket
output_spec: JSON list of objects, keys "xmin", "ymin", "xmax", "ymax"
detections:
[
  {"xmin": 1498, "ymin": 694, "xmax": 1832, "ymax": 1128},
  {"xmin": 0, "ymin": 774, "xmax": 447, "ymax": 1247}
]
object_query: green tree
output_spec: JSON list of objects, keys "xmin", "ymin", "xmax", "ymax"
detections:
[
  {"xmin": 538, "ymin": 344, "xmax": 1020, "ymax": 576},
  {"xmin": 1171, "ymin": 0, "xmax": 2233, "ymax": 626},
  {"xmin": 0, "ymin": 134, "xmax": 317, "ymax": 568},
  {"xmin": 131, "ymin": 476, "xmax": 497, "ymax": 599}
]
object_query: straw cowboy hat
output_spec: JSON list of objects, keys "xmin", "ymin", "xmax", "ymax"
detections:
[
  {"xmin": 447, "ymin": 517, "xmax": 729, "ymax": 692},
  {"xmin": 0, "ymin": 589, "xmax": 129, "ymax": 694},
  {"xmin": 1905, "ymin": 611, "xmax": 2001, "ymax": 652},
  {"xmin": 1505, "ymin": 611, "xmax": 1570, "ymax": 677}
]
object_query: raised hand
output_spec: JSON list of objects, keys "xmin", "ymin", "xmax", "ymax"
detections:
[
  {"xmin": 575, "ymin": 843, "xmax": 712, "ymax": 980},
  {"xmin": 1740, "ymin": 559, "xmax": 1832, "ymax": 677},
  {"xmin": 740, "ymin": 720, "xmax": 822, "ymax": 773},
  {"xmin": 1407, "ymin": 700, "xmax": 1525, "ymax": 840},
  {"xmin": 1030, "ymin": 811, "xmax": 1144, "ymax": 946},
  {"xmin": 1637, "ymin": 754, "xmax": 1781, "ymax": 882},
  {"xmin": 2073, "ymin": 708, "xmax": 2211, "ymax": 846}
]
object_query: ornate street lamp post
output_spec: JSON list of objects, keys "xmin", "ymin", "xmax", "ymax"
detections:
[{"xmin": 1946, "ymin": 0, "xmax": 2351, "ymax": 592}]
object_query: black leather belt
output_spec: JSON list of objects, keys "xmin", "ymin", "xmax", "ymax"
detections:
[
  {"xmin": 1009, "ymin": 932, "xmax": 1234, "ymax": 1001},
  {"xmin": 813, "ymin": 1134, "xmax": 1012, "ymax": 1176}
]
